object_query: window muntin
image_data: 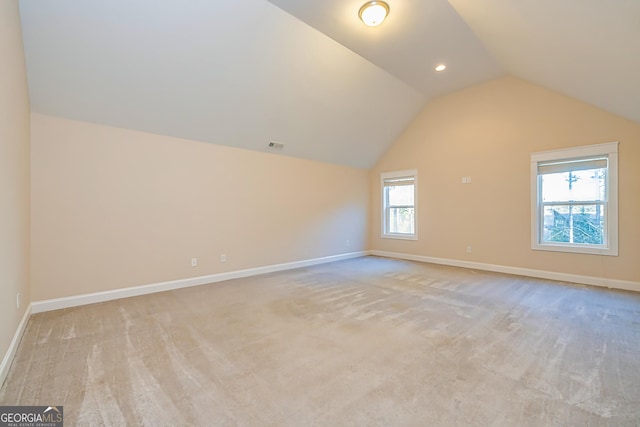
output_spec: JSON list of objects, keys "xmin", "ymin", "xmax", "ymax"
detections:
[
  {"xmin": 531, "ymin": 142, "xmax": 618, "ymax": 256},
  {"xmin": 381, "ymin": 170, "xmax": 417, "ymax": 240}
]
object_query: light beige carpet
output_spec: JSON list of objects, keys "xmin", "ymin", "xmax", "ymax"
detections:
[{"xmin": 1, "ymin": 256, "xmax": 639, "ymax": 425}]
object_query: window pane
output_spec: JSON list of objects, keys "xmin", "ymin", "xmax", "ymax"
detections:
[
  {"xmin": 541, "ymin": 168, "xmax": 605, "ymax": 202},
  {"xmin": 542, "ymin": 205, "xmax": 604, "ymax": 244},
  {"xmin": 387, "ymin": 184, "xmax": 414, "ymax": 206},
  {"xmin": 389, "ymin": 207, "xmax": 414, "ymax": 234}
]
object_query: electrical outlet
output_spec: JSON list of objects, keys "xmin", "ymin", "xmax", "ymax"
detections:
[
  {"xmin": 16, "ymin": 293, "xmax": 20, "ymax": 309},
  {"xmin": 191, "ymin": 258, "xmax": 198, "ymax": 267},
  {"xmin": 220, "ymin": 254, "xmax": 227, "ymax": 263},
  {"xmin": 346, "ymin": 240, "xmax": 350, "ymax": 247},
  {"xmin": 466, "ymin": 246, "xmax": 472, "ymax": 253}
]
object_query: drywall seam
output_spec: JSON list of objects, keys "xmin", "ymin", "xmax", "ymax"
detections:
[
  {"xmin": 0, "ymin": 305, "xmax": 31, "ymax": 388},
  {"xmin": 31, "ymin": 251, "xmax": 368, "ymax": 313},
  {"xmin": 370, "ymin": 250, "xmax": 640, "ymax": 293}
]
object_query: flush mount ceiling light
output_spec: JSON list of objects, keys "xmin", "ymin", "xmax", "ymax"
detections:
[
  {"xmin": 359, "ymin": 1, "xmax": 390, "ymax": 27},
  {"xmin": 435, "ymin": 64, "xmax": 447, "ymax": 72}
]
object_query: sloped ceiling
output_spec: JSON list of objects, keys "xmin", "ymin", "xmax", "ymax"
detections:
[
  {"xmin": 17, "ymin": 0, "xmax": 640, "ymax": 169},
  {"xmin": 448, "ymin": 0, "xmax": 640, "ymax": 124},
  {"xmin": 18, "ymin": 0, "xmax": 425, "ymax": 169},
  {"xmin": 267, "ymin": 0, "xmax": 504, "ymax": 97}
]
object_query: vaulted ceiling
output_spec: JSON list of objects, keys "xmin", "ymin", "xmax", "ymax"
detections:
[{"xmin": 17, "ymin": 0, "xmax": 640, "ymax": 168}]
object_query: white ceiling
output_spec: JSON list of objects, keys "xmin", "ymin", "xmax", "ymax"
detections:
[
  {"xmin": 17, "ymin": 0, "xmax": 640, "ymax": 169},
  {"xmin": 448, "ymin": 0, "xmax": 640, "ymax": 124},
  {"xmin": 18, "ymin": 0, "xmax": 425, "ymax": 169},
  {"xmin": 267, "ymin": 0, "xmax": 504, "ymax": 97}
]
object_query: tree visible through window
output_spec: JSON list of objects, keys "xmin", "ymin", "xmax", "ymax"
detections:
[
  {"xmin": 531, "ymin": 142, "xmax": 618, "ymax": 256},
  {"xmin": 542, "ymin": 167, "xmax": 605, "ymax": 245}
]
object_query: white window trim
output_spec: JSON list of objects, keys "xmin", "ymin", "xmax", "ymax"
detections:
[
  {"xmin": 530, "ymin": 142, "xmax": 618, "ymax": 256},
  {"xmin": 381, "ymin": 169, "xmax": 418, "ymax": 240}
]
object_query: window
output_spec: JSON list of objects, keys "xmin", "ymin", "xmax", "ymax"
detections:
[
  {"xmin": 381, "ymin": 169, "xmax": 417, "ymax": 240},
  {"xmin": 531, "ymin": 142, "xmax": 618, "ymax": 255}
]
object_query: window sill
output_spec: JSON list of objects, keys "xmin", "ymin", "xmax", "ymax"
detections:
[
  {"xmin": 382, "ymin": 234, "xmax": 417, "ymax": 241},
  {"xmin": 532, "ymin": 243, "xmax": 618, "ymax": 256}
]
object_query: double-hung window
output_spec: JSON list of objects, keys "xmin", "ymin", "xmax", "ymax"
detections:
[
  {"xmin": 531, "ymin": 142, "xmax": 618, "ymax": 255},
  {"xmin": 381, "ymin": 169, "xmax": 417, "ymax": 240}
]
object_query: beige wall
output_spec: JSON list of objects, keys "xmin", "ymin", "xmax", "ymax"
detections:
[
  {"xmin": 371, "ymin": 76, "xmax": 640, "ymax": 283},
  {"xmin": 31, "ymin": 114, "xmax": 369, "ymax": 301},
  {"xmin": 0, "ymin": 1, "xmax": 31, "ymax": 363}
]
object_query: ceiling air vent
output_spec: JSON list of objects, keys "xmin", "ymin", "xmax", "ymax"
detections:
[{"xmin": 267, "ymin": 142, "xmax": 284, "ymax": 150}]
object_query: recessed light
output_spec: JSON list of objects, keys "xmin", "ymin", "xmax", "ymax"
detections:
[
  {"xmin": 359, "ymin": 1, "xmax": 390, "ymax": 27},
  {"xmin": 435, "ymin": 64, "xmax": 447, "ymax": 72}
]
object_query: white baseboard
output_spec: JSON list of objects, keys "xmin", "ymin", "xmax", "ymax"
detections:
[
  {"xmin": 31, "ymin": 251, "xmax": 368, "ymax": 314},
  {"xmin": 370, "ymin": 250, "xmax": 640, "ymax": 293},
  {"xmin": 0, "ymin": 304, "xmax": 31, "ymax": 388}
]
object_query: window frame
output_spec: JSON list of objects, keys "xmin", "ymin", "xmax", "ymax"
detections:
[
  {"xmin": 530, "ymin": 142, "xmax": 618, "ymax": 256},
  {"xmin": 381, "ymin": 169, "xmax": 418, "ymax": 240}
]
